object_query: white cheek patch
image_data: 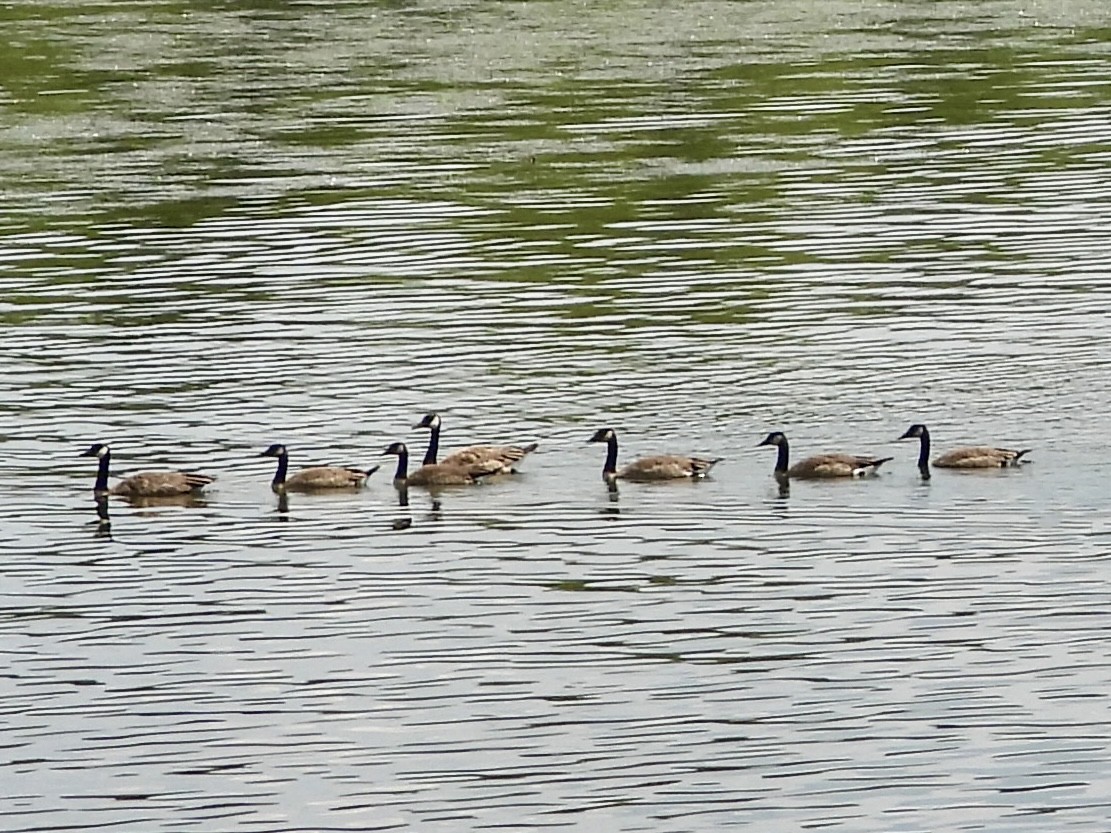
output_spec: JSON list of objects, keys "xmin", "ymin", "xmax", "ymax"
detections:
[{"xmin": 98, "ymin": 447, "xmax": 109, "ymax": 457}]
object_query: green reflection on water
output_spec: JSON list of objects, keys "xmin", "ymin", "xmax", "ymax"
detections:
[{"xmin": 1, "ymin": 1, "xmax": 1107, "ymax": 324}]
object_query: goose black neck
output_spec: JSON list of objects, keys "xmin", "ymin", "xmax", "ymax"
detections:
[
  {"xmin": 774, "ymin": 439, "xmax": 790, "ymax": 474},
  {"xmin": 94, "ymin": 450, "xmax": 111, "ymax": 493},
  {"xmin": 916, "ymin": 427, "xmax": 931, "ymax": 474},
  {"xmin": 423, "ymin": 424, "xmax": 440, "ymax": 466},
  {"xmin": 393, "ymin": 448, "xmax": 409, "ymax": 482},
  {"xmin": 602, "ymin": 436, "xmax": 619, "ymax": 477},
  {"xmin": 271, "ymin": 453, "xmax": 289, "ymax": 487}
]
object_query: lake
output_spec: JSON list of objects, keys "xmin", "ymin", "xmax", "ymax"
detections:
[{"xmin": 3, "ymin": 1, "xmax": 1111, "ymax": 831}]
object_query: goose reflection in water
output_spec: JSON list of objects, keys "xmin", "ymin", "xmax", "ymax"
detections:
[
  {"xmin": 391, "ymin": 485, "xmax": 412, "ymax": 530},
  {"xmin": 126, "ymin": 493, "xmax": 209, "ymax": 510},
  {"xmin": 86, "ymin": 490, "xmax": 205, "ymax": 536},
  {"xmin": 599, "ymin": 479, "xmax": 621, "ymax": 517},
  {"xmin": 90, "ymin": 495, "xmax": 112, "ymax": 538},
  {"xmin": 388, "ymin": 486, "xmax": 444, "ymax": 529},
  {"xmin": 274, "ymin": 488, "xmax": 387, "ymax": 523}
]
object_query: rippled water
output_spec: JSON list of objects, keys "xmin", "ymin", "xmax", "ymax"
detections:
[{"xmin": 3, "ymin": 1, "xmax": 1111, "ymax": 831}]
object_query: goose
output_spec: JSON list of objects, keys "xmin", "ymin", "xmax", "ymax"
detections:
[
  {"xmin": 414, "ymin": 412, "xmax": 538, "ymax": 473},
  {"xmin": 80, "ymin": 442, "xmax": 215, "ymax": 497},
  {"xmin": 587, "ymin": 427, "xmax": 722, "ymax": 482},
  {"xmin": 259, "ymin": 443, "xmax": 379, "ymax": 492},
  {"xmin": 758, "ymin": 431, "xmax": 891, "ymax": 479},
  {"xmin": 898, "ymin": 424, "xmax": 1030, "ymax": 470},
  {"xmin": 383, "ymin": 441, "xmax": 501, "ymax": 488}
]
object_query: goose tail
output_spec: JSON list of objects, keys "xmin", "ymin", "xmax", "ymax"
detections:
[
  {"xmin": 855, "ymin": 456, "xmax": 893, "ymax": 476},
  {"xmin": 695, "ymin": 457, "xmax": 724, "ymax": 477}
]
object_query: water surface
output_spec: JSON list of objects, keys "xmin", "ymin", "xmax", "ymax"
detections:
[{"xmin": 3, "ymin": 2, "xmax": 1111, "ymax": 831}]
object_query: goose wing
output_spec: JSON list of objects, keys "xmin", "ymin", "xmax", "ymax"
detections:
[
  {"xmin": 406, "ymin": 459, "xmax": 501, "ymax": 487},
  {"xmin": 934, "ymin": 446, "xmax": 1030, "ymax": 468},
  {"xmin": 788, "ymin": 454, "xmax": 892, "ymax": 479},
  {"xmin": 441, "ymin": 442, "xmax": 538, "ymax": 472},
  {"xmin": 618, "ymin": 454, "xmax": 722, "ymax": 481},
  {"xmin": 110, "ymin": 471, "xmax": 214, "ymax": 497},
  {"xmin": 284, "ymin": 465, "xmax": 376, "ymax": 490}
]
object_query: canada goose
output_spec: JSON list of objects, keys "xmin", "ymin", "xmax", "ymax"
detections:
[
  {"xmin": 79, "ymin": 442, "xmax": 215, "ymax": 497},
  {"xmin": 757, "ymin": 431, "xmax": 892, "ymax": 479},
  {"xmin": 587, "ymin": 428, "xmax": 722, "ymax": 482},
  {"xmin": 383, "ymin": 441, "xmax": 500, "ymax": 488},
  {"xmin": 414, "ymin": 412, "xmax": 538, "ymax": 473},
  {"xmin": 898, "ymin": 424, "xmax": 1031, "ymax": 470},
  {"xmin": 259, "ymin": 443, "xmax": 379, "ymax": 492}
]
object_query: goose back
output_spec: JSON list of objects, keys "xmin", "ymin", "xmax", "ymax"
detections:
[
  {"xmin": 110, "ymin": 471, "xmax": 215, "ymax": 497},
  {"xmin": 406, "ymin": 462, "xmax": 495, "ymax": 487},
  {"xmin": 282, "ymin": 465, "xmax": 378, "ymax": 491},
  {"xmin": 788, "ymin": 453, "xmax": 892, "ymax": 479},
  {"xmin": 934, "ymin": 446, "xmax": 1030, "ymax": 468},
  {"xmin": 441, "ymin": 443, "xmax": 539, "ymax": 472},
  {"xmin": 618, "ymin": 454, "xmax": 722, "ymax": 481}
]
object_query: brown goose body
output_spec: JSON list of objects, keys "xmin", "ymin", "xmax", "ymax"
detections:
[
  {"xmin": 787, "ymin": 453, "xmax": 891, "ymax": 479},
  {"xmin": 588, "ymin": 428, "xmax": 722, "ymax": 482},
  {"xmin": 441, "ymin": 443, "xmax": 539, "ymax": 471},
  {"xmin": 81, "ymin": 443, "xmax": 214, "ymax": 497},
  {"xmin": 759, "ymin": 432, "xmax": 891, "ymax": 480},
  {"xmin": 899, "ymin": 424, "xmax": 1030, "ymax": 470},
  {"xmin": 385, "ymin": 441, "xmax": 499, "ymax": 488},
  {"xmin": 260, "ymin": 444, "xmax": 377, "ymax": 492},
  {"xmin": 934, "ymin": 447, "xmax": 1029, "ymax": 468},
  {"xmin": 280, "ymin": 465, "xmax": 376, "ymax": 492},
  {"xmin": 617, "ymin": 454, "xmax": 722, "ymax": 482},
  {"xmin": 110, "ymin": 471, "xmax": 215, "ymax": 497},
  {"xmin": 415, "ymin": 413, "xmax": 538, "ymax": 474}
]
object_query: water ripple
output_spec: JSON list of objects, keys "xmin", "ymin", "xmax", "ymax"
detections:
[{"xmin": 4, "ymin": 3, "xmax": 1111, "ymax": 832}]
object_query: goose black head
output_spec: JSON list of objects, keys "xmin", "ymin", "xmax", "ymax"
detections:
[
  {"xmin": 898, "ymin": 424, "xmax": 927, "ymax": 440},
  {"xmin": 588, "ymin": 428, "xmax": 616, "ymax": 444},
  {"xmin": 414, "ymin": 413, "xmax": 441, "ymax": 430},
  {"xmin": 383, "ymin": 442, "xmax": 408, "ymax": 456},
  {"xmin": 80, "ymin": 442, "xmax": 110, "ymax": 458},
  {"xmin": 260, "ymin": 443, "xmax": 288, "ymax": 458},
  {"xmin": 757, "ymin": 431, "xmax": 787, "ymax": 448}
]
